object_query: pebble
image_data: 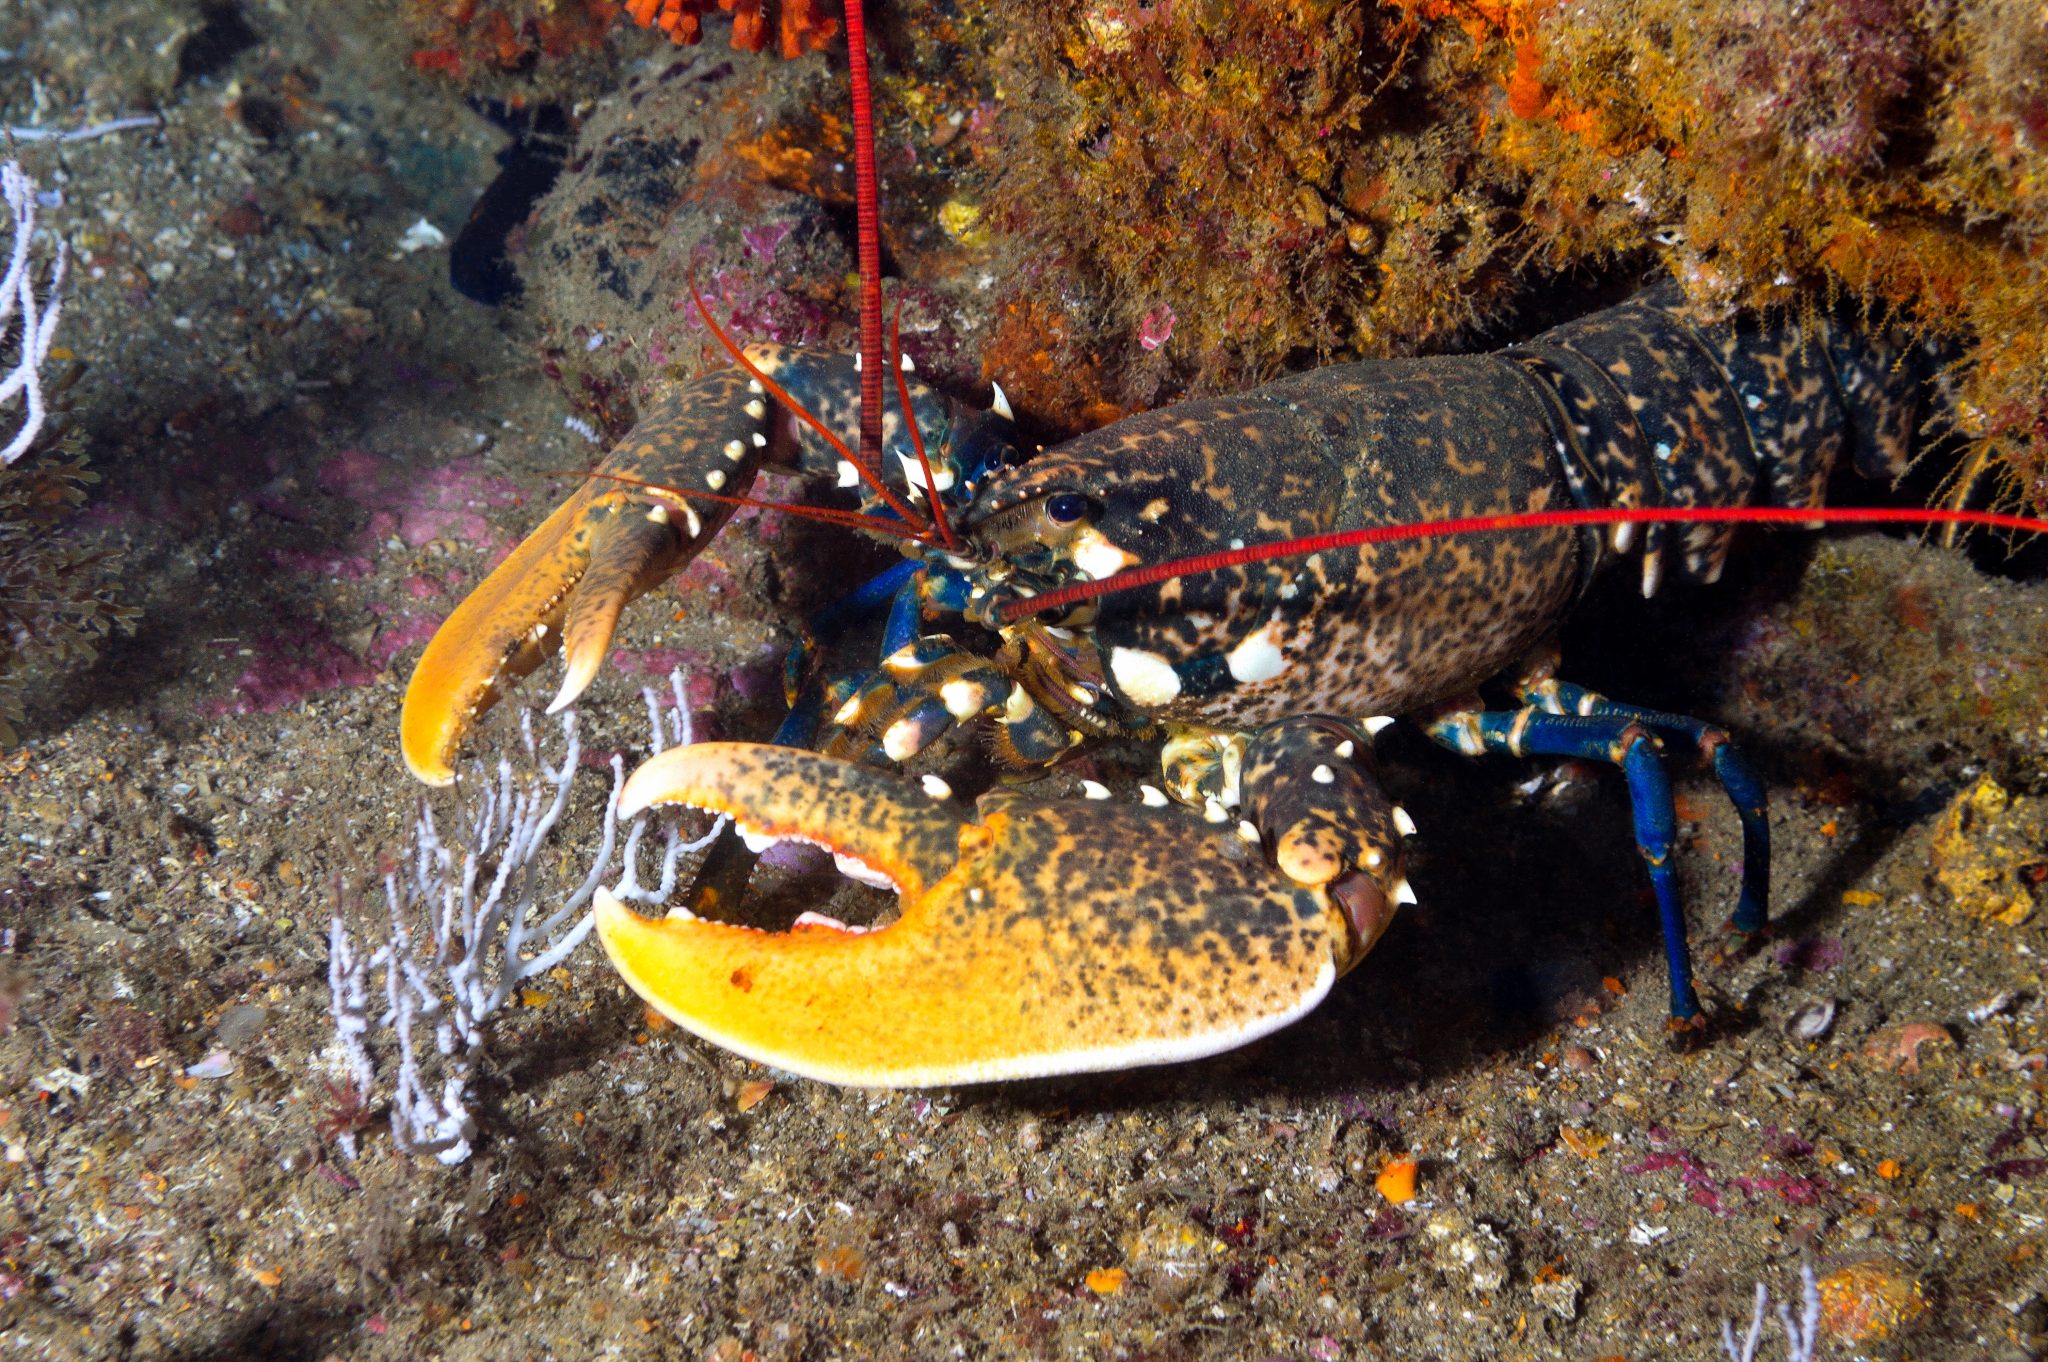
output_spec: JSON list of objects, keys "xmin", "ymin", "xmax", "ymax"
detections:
[
  {"xmin": 1817, "ymin": 1259, "xmax": 1927, "ymax": 1341},
  {"xmin": 213, "ymin": 1004, "xmax": 268, "ymax": 1052},
  {"xmin": 1531, "ymin": 1273, "xmax": 1581, "ymax": 1321}
]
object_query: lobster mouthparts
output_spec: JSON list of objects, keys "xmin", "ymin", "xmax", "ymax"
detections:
[{"xmin": 597, "ymin": 743, "xmax": 1360, "ymax": 1087}]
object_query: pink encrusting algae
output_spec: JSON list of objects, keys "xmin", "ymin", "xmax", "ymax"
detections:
[{"xmin": 204, "ymin": 450, "xmax": 527, "ymax": 715}]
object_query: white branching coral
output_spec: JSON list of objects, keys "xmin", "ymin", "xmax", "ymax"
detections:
[
  {"xmin": 1722, "ymin": 1264, "xmax": 1821, "ymax": 1362},
  {"xmin": 1, "ymin": 160, "xmax": 68, "ymax": 465},
  {"xmin": 327, "ymin": 672, "xmax": 721, "ymax": 1164}
]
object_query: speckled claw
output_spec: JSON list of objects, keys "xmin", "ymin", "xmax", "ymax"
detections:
[
  {"xmin": 401, "ymin": 368, "xmax": 774, "ymax": 785},
  {"xmin": 596, "ymin": 743, "xmax": 1379, "ymax": 1087}
]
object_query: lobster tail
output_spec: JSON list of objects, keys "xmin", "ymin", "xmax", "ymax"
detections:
[{"xmin": 1506, "ymin": 280, "xmax": 1944, "ymax": 594}]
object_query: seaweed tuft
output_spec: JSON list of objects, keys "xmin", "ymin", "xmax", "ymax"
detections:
[{"xmin": 0, "ymin": 412, "xmax": 135, "ymax": 747}]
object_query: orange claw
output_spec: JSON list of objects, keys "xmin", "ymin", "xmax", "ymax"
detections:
[
  {"xmin": 401, "ymin": 344, "xmax": 964, "ymax": 786},
  {"xmin": 596, "ymin": 743, "xmax": 1383, "ymax": 1086},
  {"xmin": 401, "ymin": 367, "xmax": 778, "ymax": 785}
]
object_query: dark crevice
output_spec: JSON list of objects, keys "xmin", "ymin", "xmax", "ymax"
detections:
[{"xmin": 176, "ymin": 1, "xmax": 260, "ymax": 87}]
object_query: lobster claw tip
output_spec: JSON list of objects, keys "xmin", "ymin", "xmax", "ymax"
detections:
[
  {"xmin": 400, "ymin": 477, "xmax": 699, "ymax": 781},
  {"xmin": 401, "ymin": 483, "xmax": 608, "ymax": 786},
  {"xmin": 544, "ymin": 645, "xmax": 602, "ymax": 717},
  {"xmin": 600, "ymin": 743, "xmax": 1359, "ymax": 1087}
]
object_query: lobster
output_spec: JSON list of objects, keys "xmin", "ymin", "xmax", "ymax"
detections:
[{"xmin": 399, "ymin": 276, "xmax": 1959, "ymax": 1087}]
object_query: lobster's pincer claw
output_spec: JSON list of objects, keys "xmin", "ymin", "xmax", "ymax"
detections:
[
  {"xmin": 401, "ymin": 369, "xmax": 773, "ymax": 785},
  {"xmin": 596, "ymin": 744, "xmax": 1368, "ymax": 1087}
]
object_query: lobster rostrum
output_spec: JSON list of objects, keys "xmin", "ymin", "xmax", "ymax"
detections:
[{"xmin": 401, "ymin": 271, "xmax": 1962, "ymax": 1087}]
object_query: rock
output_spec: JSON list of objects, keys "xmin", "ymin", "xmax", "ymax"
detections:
[
  {"xmin": 1817, "ymin": 1259, "xmax": 1927, "ymax": 1342},
  {"xmin": 213, "ymin": 1003, "xmax": 269, "ymax": 1052},
  {"xmin": 1426, "ymin": 1213, "xmax": 1510, "ymax": 1295},
  {"xmin": 1930, "ymin": 776, "xmax": 2047, "ymax": 926},
  {"xmin": 1531, "ymin": 1273, "xmax": 1581, "ymax": 1321}
]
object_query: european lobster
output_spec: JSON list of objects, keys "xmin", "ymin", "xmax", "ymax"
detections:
[{"xmin": 399, "ymin": 272, "xmax": 1961, "ymax": 1087}]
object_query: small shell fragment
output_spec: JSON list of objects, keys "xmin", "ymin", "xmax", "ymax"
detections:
[{"xmin": 1787, "ymin": 998, "xmax": 1837, "ymax": 1042}]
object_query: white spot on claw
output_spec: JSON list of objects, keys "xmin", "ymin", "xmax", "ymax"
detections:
[
  {"xmin": 646, "ymin": 504, "xmax": 669, "ymax": 525},
  {"xmin": 707, "ymin": 469, "xmax": 728, "ymax": 490},
  {"xmin": 723, "ymin": 439, "xmax": 745, "ymax": 460},
  {"xmin": 1393, "ymin": 806, "xmax": 1417, "ymax": 837},
  {"xmin": 920, "ymin": 774, "xmax": 953, "ymax": 800},
  {"xmin": 1311, "ymin": 764, "xmax": 1334, "ymax": 784},
  {"xmin": 836, "ymin": 460, "xmax": 861, "ymax": 488},
  {"xmin": 751, "ymin": 432, "xmax": 767, "ymax": 448},
  {"xmin": 1080, "ymin": 780, "xmax": 1111, "ymax": 800},
  {"xmin": 1139, "ymin": 785, "xmax": 1169, "ymax": 807},
  {"xmin": 969, "ymin": 887, "xmax": 984, "ymax": 904},
  {"xmin": 1334, "ymin": 739, "xmax": 1355, "ymax": 758},
  {"xmin": 1393, "ymin": 877, "xmax": 1418, "ymax": 906},
  {"xmin": 1236, "ymin": 820, "xmax": 1261, "ymax": 844},
  {"xmin": 1109, "ymin": 647, "xmax": 1181, "ymax": 705},
  {"xmin": 1203, "ymin": 797, "xmax": 1229, "ymax": 824},
  {"xmin": 1362, "ymin": 715, "xmax": 1396, "ymax": 737},
  {"xmin": 832, "ymin": 695, "xmax": 864, "ymax": 727},
  {"xmin": 897, "ymin": 453, "xmax": 955, "ymax": 492},
  {"xmin": 747, "ymin": 378, "xmax": 765, "ymax": 395},
  {"xmin": 989, "ymin": 381, "xmax": 1013, "ymax": 421},
  {"xmin": 744, "ymin": 399, "xmax": 767, "ymax": 419}
]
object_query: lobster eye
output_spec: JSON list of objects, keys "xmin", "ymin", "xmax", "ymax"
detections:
[{"xmin": 1045, "ymin": 493, "xmax": 1089, "ymax": 525}]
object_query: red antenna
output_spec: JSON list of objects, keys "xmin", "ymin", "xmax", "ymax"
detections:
[
  {"xmin": 687, "ymin": 278, "xmax": 934, "ymax": 534},
  {"xmin": 891, "ymin": 296, "xmax": 959, "ymax": 549},
  {"xmin": 844, "ymin": 0, "xmax": 886, "ymax": 473},
  {"xmin": 674, "ymin": 4, "xmax": 955, "ymax": 548},
  {"xmin": 999, "ymin": 504, "xmax": 2048, "ymax": 624}
]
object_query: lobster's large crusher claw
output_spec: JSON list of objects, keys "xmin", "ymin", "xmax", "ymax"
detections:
[
  {"xmin": 401, "ymin": 368, "xmax": 775, "ymax": 785},
  {"xmin": 596, "ymin": 743, "xmax": 1387, "ymax": 1087}
]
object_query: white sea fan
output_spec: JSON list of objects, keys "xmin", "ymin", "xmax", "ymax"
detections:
[
  {"xmin": 0, "ymin": 160, "xmax": 68, "ymax": 465},
  {"xmin": 326, "ymin": 671, "xmax": 721, "ymax": 1164}
]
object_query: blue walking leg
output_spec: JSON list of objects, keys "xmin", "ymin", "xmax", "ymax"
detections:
[
  {"xmin": 1429, "ymin": 708, "xmax": 1705, "ymax": 1025},
  {"xmin": 1522, "ymin": 679, "xmax": 1769, "ymax": 936}
]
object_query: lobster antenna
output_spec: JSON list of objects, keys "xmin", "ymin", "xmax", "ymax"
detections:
[
  {"xmin": 890, "ymin": 295, "xmax": 959, "ymax": 549},
  {"xmin": 999, "ymin": 504, "xmax": 2048, "ymax": 623},
  {"xmin": 844, "ymin": 0, "xmax": 886, "ymax": 473},
  {"xmin": 561, "ymin": 467, "xmax": 940, "ymax": 544},
  {"xmin": 686, "ymin": 277, "xmax": 933, "ymax": 534}
]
